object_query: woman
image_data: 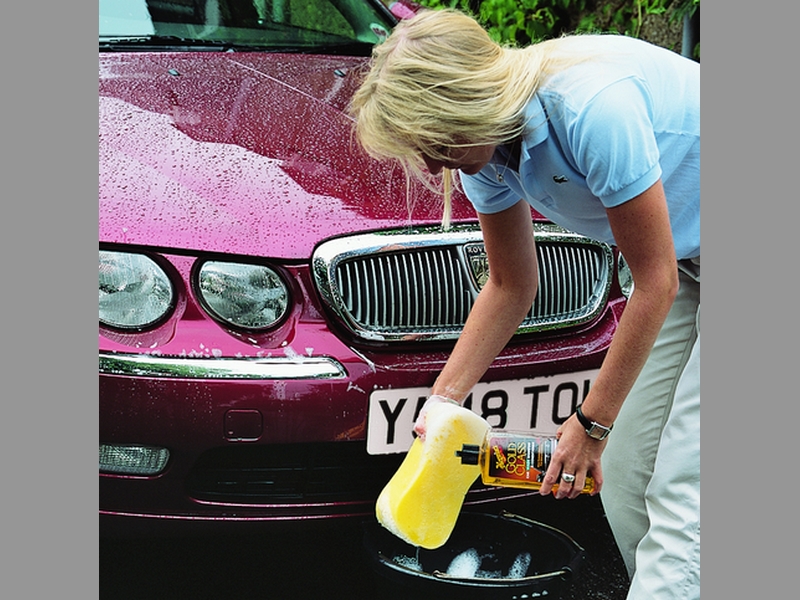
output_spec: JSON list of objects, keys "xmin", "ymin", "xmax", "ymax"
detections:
[{"xmin": 350, "ymin": 9, "xmax": 699, "ymax": 600}]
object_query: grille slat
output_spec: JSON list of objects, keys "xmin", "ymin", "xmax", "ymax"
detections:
[{"xmin": 312, "ymin": 225, "xmax": 613, "ymax": 342}]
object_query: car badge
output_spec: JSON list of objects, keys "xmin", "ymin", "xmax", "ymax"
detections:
[{"xmin": 465, "ymin": 243, "xmax": 490, "ymax": 289}]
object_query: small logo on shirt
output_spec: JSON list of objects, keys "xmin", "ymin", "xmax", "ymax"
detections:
[{"xmin": 553, "ymin": 175, "xmax": 569, "ymax": 184}]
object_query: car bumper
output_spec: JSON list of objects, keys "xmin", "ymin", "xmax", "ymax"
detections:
[{"xmin": 99, "ymin": 299, "xmax": 623, "ymax": 533}]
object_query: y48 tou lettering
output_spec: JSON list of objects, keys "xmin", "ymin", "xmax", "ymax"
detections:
[{"xmin": 366, "ymin": 369, "xmax": 599, "ymax": 455}]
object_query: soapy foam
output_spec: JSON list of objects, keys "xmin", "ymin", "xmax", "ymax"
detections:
[
  {"xmin": 392, "ymin": 553, "xmax": 423, "ymax": 572},
  {"xmin": 446, "ymin": 548, "xmax": 482, "ymax": 578},
  {"xmin": 508, "ymin": 552, "xmax": 532, "ymax": 578},
  {"xmin": 391, "ymin": 548, "xmax": 534, "ymax": 580}
]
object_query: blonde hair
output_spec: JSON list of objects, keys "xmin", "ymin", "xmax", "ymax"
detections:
[{"xmin": 349, "ymin": 9, "xmax": 587, "ymax": 228}]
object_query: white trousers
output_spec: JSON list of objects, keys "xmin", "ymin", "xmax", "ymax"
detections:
[{"xmin": 601, "ymin": 257, "xmax": 700, "ymax": 600}]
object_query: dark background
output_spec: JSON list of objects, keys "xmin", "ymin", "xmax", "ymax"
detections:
[{"xmin": 100, "ymin": 494, "xmax": 629, "ymax": 599}]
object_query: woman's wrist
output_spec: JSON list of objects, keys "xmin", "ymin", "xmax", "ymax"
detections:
[
  {"xmin": 431, "ymin": 380, "xmax": 471, "ymax": 404},
  {"xmin": 575, "ymin": 404, "xmax": 614, "ymax": 441},
  {"xmin": 429, "ymin": 394, "xmax": 460, "ymax": 406}
]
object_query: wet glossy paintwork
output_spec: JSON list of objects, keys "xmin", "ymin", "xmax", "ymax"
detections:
[{"xmin": 99, "ymin": 52, "xmax": 479, "ymax": 259}]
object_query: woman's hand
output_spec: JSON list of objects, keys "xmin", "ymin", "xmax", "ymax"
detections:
[
  {"xmin": 539, "ymin": 414, "xmax": 606, "ymax": 498},
  {"xmin": 412, "ymin": 394, "xmax": 460, "ymax": 440}
]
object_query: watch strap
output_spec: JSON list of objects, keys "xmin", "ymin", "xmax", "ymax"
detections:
[{"xmin": 576, "ymin": 405, "xmax": 613, "ymax": 440}]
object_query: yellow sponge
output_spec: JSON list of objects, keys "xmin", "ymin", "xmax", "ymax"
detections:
[{"xmin": 375, "ymin": 402, "xmax": 491, "ymax": 549}]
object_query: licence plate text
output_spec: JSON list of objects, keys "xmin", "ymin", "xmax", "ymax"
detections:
[{"xmin": 366, "ymin": 369, "xmax": 600, "ymax": 455}]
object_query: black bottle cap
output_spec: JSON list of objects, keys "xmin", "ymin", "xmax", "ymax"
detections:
[{"xmin": 456, "ymin": 444, "xmax": 480, "ymax": 465}]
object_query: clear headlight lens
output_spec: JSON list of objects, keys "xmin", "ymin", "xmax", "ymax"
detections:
[
  {"xmin": 197, "ymin": 261, "xmax": 290, "ymax": 330},
  {"xmin": 617, "ymin": 253, "xmax": 634, "ymax": 299},
  {"xmin": 99, "ymin": 251, "xmax": 174, "ymax": 329}
]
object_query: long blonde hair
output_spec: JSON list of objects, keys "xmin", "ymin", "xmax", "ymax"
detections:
[{"xmin": 349, "ymin": 9, "xmax": 587, "ymax": 228}]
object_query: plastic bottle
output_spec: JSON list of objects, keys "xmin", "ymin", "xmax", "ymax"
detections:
[{"xmin": 456, "ymin": 430, "xmax": 595, "ymax": 494}]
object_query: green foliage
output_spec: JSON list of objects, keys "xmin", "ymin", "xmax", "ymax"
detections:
[{"xmin": 414, "ymin": 0, "xmax": 699, "ymax": 48}]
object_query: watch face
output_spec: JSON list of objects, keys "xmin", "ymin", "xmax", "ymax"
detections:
[{"xmin": 587, "ymin": 424, "xmax": 610, "ymax": 440}]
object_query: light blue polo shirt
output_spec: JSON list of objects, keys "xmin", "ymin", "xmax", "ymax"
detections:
[{"xmin": 461, "ymin": 35, "xmax": 700, "ymax": 259}]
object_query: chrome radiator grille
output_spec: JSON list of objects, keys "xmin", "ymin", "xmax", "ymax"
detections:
[
  {"xmin": 312, "ymin": 224, "xmax": 613, "ymax": 342},
  {"xmin": 337, "ymin": 246, "xmax": 472, "ymax": 331}
]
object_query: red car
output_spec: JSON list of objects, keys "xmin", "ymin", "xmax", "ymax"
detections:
[{"xmin": 99, "ymin": 0, "xmax": 629, "ymax": 535}]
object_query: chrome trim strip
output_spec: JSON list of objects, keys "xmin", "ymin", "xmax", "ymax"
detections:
[{"xmin": 99, "ymin": 352, "xmax": 347, "ymax": 380}]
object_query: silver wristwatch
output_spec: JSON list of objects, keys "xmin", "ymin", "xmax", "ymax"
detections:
[{"xmin": 575, "ymin": 405, "xmax": 613, "ymax": 441}]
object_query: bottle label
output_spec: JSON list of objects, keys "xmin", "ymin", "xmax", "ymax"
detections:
[{"xmin": 485, "ymin": 435, "xmax": 556, "ymax": 485}]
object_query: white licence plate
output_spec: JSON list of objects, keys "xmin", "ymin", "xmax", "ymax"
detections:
[{"xmin": 366, "ymin": 368, "xmax": 600, "ymax": 455}]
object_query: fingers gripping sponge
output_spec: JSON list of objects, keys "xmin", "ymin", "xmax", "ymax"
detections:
[{"xmin": 375, "ymin": 403, "xmax": 491, "ymax": 549}]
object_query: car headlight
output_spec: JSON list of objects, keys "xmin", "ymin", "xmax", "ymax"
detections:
[
  {"xmin": 99, "ymin": 251, "xmax": 175, "ymax": 329},
  {"xmin": 617, "ymin": 253, "xmax": 634, "ymax": 299},
  {"xmin": 196, "ymin": 261, "xmax": 290, "ymax": 330}
]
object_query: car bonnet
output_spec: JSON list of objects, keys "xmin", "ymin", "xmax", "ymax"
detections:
[{"xmin": 99, "ymin": 52, "xmax": 474, "ymax": 259}]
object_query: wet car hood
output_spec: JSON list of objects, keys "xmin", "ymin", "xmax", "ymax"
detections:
[{"xmin": 99, "ymin": 52, "xmax": 477, "ymax": 259}]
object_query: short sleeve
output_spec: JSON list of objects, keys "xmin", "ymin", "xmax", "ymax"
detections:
[
  {"xmin": 458, "ymin": 169, "xmax": 521, "ymax": 215},
  {"xmin": 563, "ymin": 77, "xmax": 662, "ymax": 207}
]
